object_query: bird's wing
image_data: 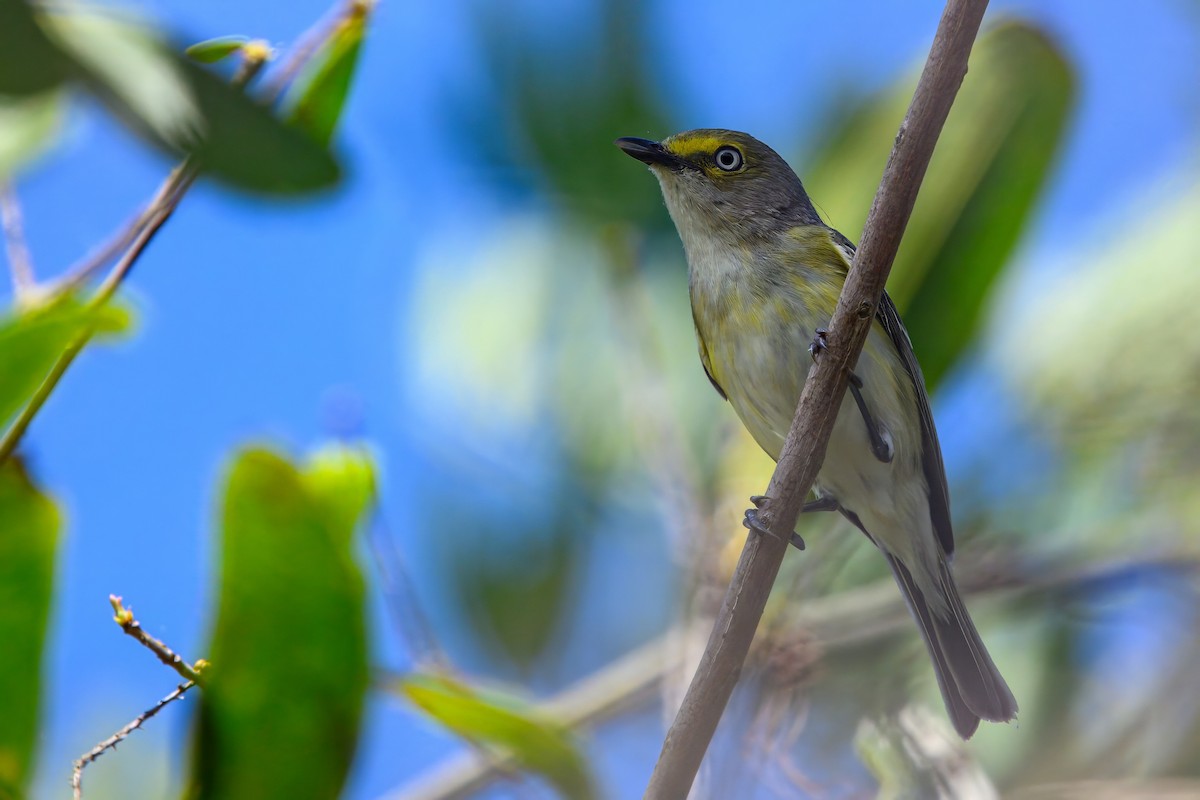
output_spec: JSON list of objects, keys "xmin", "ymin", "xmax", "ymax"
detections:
[{"xmin": 830, "ymin": 231, "xmax": 955, "ymax": 557}]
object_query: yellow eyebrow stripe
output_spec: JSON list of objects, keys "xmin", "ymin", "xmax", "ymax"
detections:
[{"xmin": 663, "ymin": 134, "xmax": 727, "ymax": 159}]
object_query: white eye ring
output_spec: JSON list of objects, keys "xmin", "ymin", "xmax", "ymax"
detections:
[{"xmin": 714, "ymin": 146, "xmax": 743, "ymax": 171}]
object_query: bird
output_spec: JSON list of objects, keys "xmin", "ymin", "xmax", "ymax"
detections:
[{"xmin": 616, "ymin": 128, "xmax": 1017, "ymax": 738}]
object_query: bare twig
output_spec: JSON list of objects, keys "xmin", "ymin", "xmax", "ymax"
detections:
[
  {"xmin": 71, "ymin": 681, "xmax": 195, "ymax": 800},
  {"xmin": 643, "ymin": 2, "xmax": 990, "ymax": 795},
  {"xmin": 109, "ymin": 595, "xmax": 206, "ymax": 685},
  {"xmin": 366, "ymin": 498, "xmax": 452, "ymax": 671},
  {"xmin": 0, "ymin": 182, "xmax": 36, "ymax": 298},
  {"xmin": 0, "ymin": 47, "xmax": 270, "ymax": 467},
  {"xmin": 54, "ymin": 43, "xmax": 272, "ymax": 295},
  {"xmin": 384, "ymin": 551, "xmax": 1198, "ymax": 799}
]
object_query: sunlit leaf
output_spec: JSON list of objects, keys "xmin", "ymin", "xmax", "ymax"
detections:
[
  {"xmin": 0, "ymin": 459, "xmax": 59, "ymax": 797},
  {"xmin": 41, "ymin": 9, "xmax": 340, "ymax": 194},
  {"xmin": 191, "ymin": 447, "xmax": 369, "ymax": 800},
  {"xmin": 185, "ymin": 36, "xmax": 249, "ymax": 64},
  {"xmin": 300, "ymin": 442, "xmax": 377, "ymax": 546},
  {"xmin": 43, "ymin": 10, "xmax": 203, "ymax": 148},
  {"xmin": 284, "ymin": 1, "xmax": 370, "ymax": 146},
  {"xmin": 805, "ymin": 21, "xmax": 1074, "ymax": 388},
  {"xmin": 0, "ymin": 91, "xmax": 63, "ymax": 178},
  {"xmin": 400, "ymin": 673, "xmax": 595, "ymax": 799},
  {"xmin": 0, "ymin": 0, "xmax": 71, "ymax": 95},
  {"xmin": 0, "ymin": 295, "xmax": 133, "ymax": 430}
]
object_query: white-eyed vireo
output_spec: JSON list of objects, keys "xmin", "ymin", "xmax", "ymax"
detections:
[{"xmin": 617, "ymin": 129, "xmax": 1017, "ymax": 739}]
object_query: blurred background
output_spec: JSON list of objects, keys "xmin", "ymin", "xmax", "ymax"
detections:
[{"xmin": 3, "ymin": 0, "xmax": 1200, "ymax": 797}]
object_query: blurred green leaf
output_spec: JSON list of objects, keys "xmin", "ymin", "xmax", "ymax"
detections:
[
  {"xmin": 185, "ymin": 36, "xmax": 250, "ymax": 64},
  {"xmin": 191, "ymin": 446, "xmax": 370, "ymax": 800},
  {"xmin": 0, "ymin": 0, "xmax": 72, "ymax": 95},
  {"xmin": 182, "ymin": 56, "xmax": 342, "ymax": 193},
  {"xmin": 300, "ymin": 442, "xmax": 377, "ymax": 546},
  {"xmin": 0, "ymin": 459, "xmax": 59, "ymax": 799},
  {"xmin": 454, "ymin": 515, "xmax": 578, "ymax": 670},
  {"xmin": 461, "ymin": 0, "xmax": 671, "ymax": 233},
  {"xmin": 40, "ymin": 9, "xmax": 340, "ymax": 194},
  {"xmin": 284, "ymin": 2, "xmax": 370, "ymax": 146},
  {"xmin": 806, "ymin": 21, "xmax": 1074, "ymax": 388},
  {"xmin": 0, "ymin": 295, "xmax": 133, "ymax": 430},
  {"xmin": 0, "ymin": 90, "xmax": 63, "ymax": 178},
  {"xmin": 400, "ymin": 673, "xmax": 595, "ymax": 799},
  {"xmin": 43, "ymin": 10, "xmax": 203, "ymax": 149}
]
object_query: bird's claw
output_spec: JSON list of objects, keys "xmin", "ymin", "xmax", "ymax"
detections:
[
  {"xmin": 808, "ymin": 328, "xmax": 829, "ymax": 363},
  {"xmin": 743, "ymin": 497, "xmax": 805, "ymax": 550}
]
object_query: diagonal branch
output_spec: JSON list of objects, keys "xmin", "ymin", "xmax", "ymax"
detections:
[{"xmin": 643, "ymin": 1, "xmax": 991, "ymax": 796}]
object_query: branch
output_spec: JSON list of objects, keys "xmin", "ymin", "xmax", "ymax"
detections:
[
  {"xmin": 109, "ymin": 594, "xmax": 206, "ymax": 685},
  {"xmin": 0, "ymin": 182, "xmax": 36, "ymax": 299},
  {"xmin": 71, "ymin": 681, "xmax": 195, "ymax": 800},
  {"xmin": 644, "ymin": 4, "xmax": 990, "ymax": 791},
  {"xmin": 383, "ymin": 550, "xmax": 1198, "ymax": 799}
]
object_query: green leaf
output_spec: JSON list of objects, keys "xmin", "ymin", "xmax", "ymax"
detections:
[
  {"xmin": 400, "ymin": 674, "xmax": 595, "ymax": 799},
  {"xmin": 41, "ymin": 9, "xmax": 340, "ymax": 194},
  {"xmin": 0, "ymin": 295, "xmax": 133, "ymax": 430},
  {"xmin": 0, "ymin": 0, "xmax": 72, "ymax": 95},
  {"xmin": 805, "ymin": 21, "xmax": 1074, "ymax": 388},
  {"xmin": 0, "ymin": 91, "xmax": 64, "ymax": 179},
  {"xmin": 185, "ymin": 36, "xmax": 249, "ymax": 64},
  {"xmin": 299, "ymin": 442, "xmax": 377, "ymax": 547},
  {"xmin": 0, "ymin": 459, "xmax": 60, "ymax": 798},
  {"xmin": 191, "ymin": 446, "xmax": 370, "ymax": 800},
  {"xmin": 182, "ymin": 57, "xmax": 342, "ymax": 193},
  {"xmin": 460, "ymin": 0, "xmax": 672, "ymax": 235},
  {"xmin": 284, "ymin": 3, "xmax": 370, "ymax": 146}
]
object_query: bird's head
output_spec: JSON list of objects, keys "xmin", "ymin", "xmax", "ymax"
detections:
[{"xmin": 615, "ymin": 129, "xmax": 820, "ymax": 243}]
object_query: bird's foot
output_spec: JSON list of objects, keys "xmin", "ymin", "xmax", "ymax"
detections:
[
  {"xmin": 846, "ymin": 374, "xmax": 894, "ymax": 464},
  {"xmin": 743, "ymin": 495, "xmax": 806, "ymax": 550},
  {"xmin": 808, "ymin": 328, "xmax": 829, "ymax": 362}
]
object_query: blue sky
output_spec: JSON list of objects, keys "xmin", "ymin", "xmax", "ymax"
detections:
[{"xmin": 8, "ymin": 0, "xmax": 1198, "ymax": 797}]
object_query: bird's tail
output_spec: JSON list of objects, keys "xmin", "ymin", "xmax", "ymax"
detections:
[{"xmin": 885, "ymin": 553, "xmax": 1018, "ymax": 739}]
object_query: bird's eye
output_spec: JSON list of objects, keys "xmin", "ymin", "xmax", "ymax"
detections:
[{"xmin": 714, "ymin": 146, "xmax": 743, "ymax": 172}]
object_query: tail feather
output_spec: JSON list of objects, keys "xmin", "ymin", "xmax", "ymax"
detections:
[{"xmin": 885, "ymin": 554, "xmax": 1018, "ymax": 739}]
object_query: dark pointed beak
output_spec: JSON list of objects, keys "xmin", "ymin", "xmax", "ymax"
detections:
[{"xmin": 615, "ymin": 137, "xmax": 681, "ymax": 169}]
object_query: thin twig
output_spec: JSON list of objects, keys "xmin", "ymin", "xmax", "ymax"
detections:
[
  {"xmin": 109, "ymin": 594, "xmax": 206, "ymax": 685},
  {"xmin": 0, "ymin": 182, "xmax": 36, "ymax": 298},
  {"xmin": 0, "ymin": 48, "xmax": 271, "ymax": 467},
  {"xmin": 383, "ymin": 550, "xmax": 1198, "ymax": 800},
  {"xmin": 366, "ymin": 497, "xmax": 452, "ymax": 671},
  {"xmin": 644, "ymin": 2, "xmax": 990, "ymax": 795},
  {"xmin": 53, "ymin": 43, "xmax": 271, "ymax": 294},
  {"xmin": 71, "ymin": 681, "xmax": 195, "ymax": 800}
]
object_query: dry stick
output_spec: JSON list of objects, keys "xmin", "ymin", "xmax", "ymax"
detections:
[
  {"xmin": 643, "ymin": 1, "xmax": 990, "ymax": 796},
  {"xmin": 71, "ymin": 681, "xmax": 195, "ymax": 800},
  {"xmin": 387, "ymin": 550, "xmax": 1199, "ymax": 800},
  {"xmin": 109, "ymin": 594, "xmax": 206, "ymax": 685},
  {"xmin": 0, "ymin": 182, "xmax": 36, "ymax": 297}
]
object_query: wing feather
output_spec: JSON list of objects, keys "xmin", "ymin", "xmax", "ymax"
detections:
[{"xmin": 829, "ymin": 231, "xmax": 955, "ymax": 556}]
